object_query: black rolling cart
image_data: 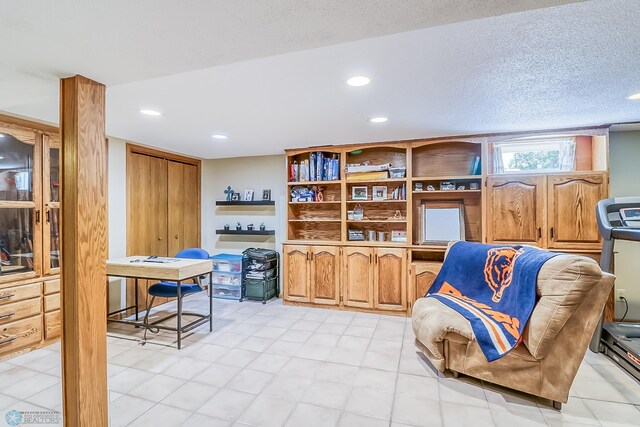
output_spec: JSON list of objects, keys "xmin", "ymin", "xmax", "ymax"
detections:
[{"xmin": 241, "ymin": 248, "xmax": 279, "ymax": 304}]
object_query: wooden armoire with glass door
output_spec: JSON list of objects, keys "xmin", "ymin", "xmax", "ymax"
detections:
[{"xmin": 0, "ymin": 115, "xmax": 61, "ymax": 358}]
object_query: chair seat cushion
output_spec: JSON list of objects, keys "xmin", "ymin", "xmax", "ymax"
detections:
[{"xmin": 148, "ymin": 281, "xmax": 202, "ymax": 298}]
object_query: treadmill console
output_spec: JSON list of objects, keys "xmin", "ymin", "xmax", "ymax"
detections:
[{"xmin": 620, "ymin": 207, "xmax": 640, "ymax": 228}]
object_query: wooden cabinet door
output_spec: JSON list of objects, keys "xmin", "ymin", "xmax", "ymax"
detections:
[
  {"xmin": 168, "ymin": 161, "xmax": 200, "ymax": 256},
  {"xmin": 410, "ymin": 261, "xmax": 442, "ymax": 314},
  {"xmin": 547, "ymin": 172, "xmax": 606, "ymax": 249},
  {"xmin": 342, "ymin": 247, "xmax": 373, "ymax": 309},
  {"xmin": 309, "ymin": 246, "xmax": 340, "ymax": 306},
  {"xmin": 373, "ymin": 248, "xmax": 407, "ymax": 311},
  {"xmin": 486, "ymin": 175, "xmax": 546, "ymax": 246},
  {"xmin": 283, "ymin": 245, "xmax": 310, "ymax": 302}
]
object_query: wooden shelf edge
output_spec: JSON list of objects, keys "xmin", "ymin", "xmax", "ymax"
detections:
[
  {"xmin": 216, "ymin": 200, "xmax": 275, "ymax": 206},
  {"xmin": 411, "ymin": 175, "xmax": 482, "ymax": 181},
  {"xmin": 288, "ymin": 180, "xmax": 342, "ymax": 186},
  {"xmin": 216, "ymin": 230, "xmax": 275, "ymax": 235}
]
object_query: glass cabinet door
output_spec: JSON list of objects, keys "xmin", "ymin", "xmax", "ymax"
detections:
[
  {"xmin": 43, "ymin": 135, "xmax": 60, "ymax": 274},
  {"xmin": 0, "ymin": 126, "xmax": 41, "ymax": 280}
]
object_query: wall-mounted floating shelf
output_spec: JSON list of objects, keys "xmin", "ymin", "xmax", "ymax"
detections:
[
  {"xmin": 216, "ymin": 200, "xmax": 275, "ymax": 206},
  {"xmin": 216, "ymin": 229, "xmax": 275, "ymax": 236}
]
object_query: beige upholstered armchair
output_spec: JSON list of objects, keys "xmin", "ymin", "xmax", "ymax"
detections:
[{"xmin": 412, "ymin": 249, "xmax": 614, "ymax": 409}]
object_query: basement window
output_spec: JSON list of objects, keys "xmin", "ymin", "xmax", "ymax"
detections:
[{"xmin": 493, "ymin": 137, "xmax": 576, "ymax": 173}]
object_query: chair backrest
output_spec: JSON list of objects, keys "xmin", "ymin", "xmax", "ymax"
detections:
[{"xmin": 175, "ymin": 248, "xmax": 210, "ymax": 260}]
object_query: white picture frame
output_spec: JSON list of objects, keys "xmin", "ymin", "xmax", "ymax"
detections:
[
  {"xmin": 419, "ymin": 201, "xmax": 465, "ymax": 245},
  {"xmin": 351, "ymin": 186, "xmax": 368, "ymax": 201},
  {"xmin": 243, "ymin": 189, "xmax": 254, "ymax": 201},
  {"xmin": 372, "ymin": 186, "xmax": 388, "ymax": 201}
]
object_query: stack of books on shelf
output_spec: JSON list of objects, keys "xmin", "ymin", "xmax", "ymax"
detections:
[
  {"xmin": 345, "ymin": 163, "xmax": 390, "ymax": 181},
  {"xmin": 289, "ymin": 152, "xmax": 340, "ymax": 182},
  {"xmin": 389, "ymin": 183, "xmax": 407, "ymax": 200}
]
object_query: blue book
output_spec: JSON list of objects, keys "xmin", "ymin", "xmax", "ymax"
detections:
[
  {"xmin": 309, "ymin": 153, "xmax": 316, "ymax": 181},
  {"xmin": 316, "ymin": 152, "xmax": 324, "ymax": 181}
]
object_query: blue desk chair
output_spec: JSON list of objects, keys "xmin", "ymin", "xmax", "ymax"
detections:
[{"xmin": 142, "ymin": 248, "xmax": 212, "ymax": 349}]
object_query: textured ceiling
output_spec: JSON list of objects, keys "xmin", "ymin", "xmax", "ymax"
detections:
[{"xmin": 2, "ymin": 0, "xmax": 639, "ymax": 159}]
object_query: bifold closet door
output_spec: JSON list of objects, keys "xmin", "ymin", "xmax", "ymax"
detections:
[
  {"xmin": 127, "ymin": 152, "xmax": 169, "ymax": 309},
  {"xmin": 167, "ymin": 161, "xmax": 200, "ymax": 256}
]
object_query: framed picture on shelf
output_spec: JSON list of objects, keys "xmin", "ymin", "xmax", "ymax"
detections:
[
  {"xmin": 352, "ymin": 186, "xmax": 368, "ymax": 201},
  {"xmin": 231, "ymin": 193, "xmax": 241, "ymax": 201},
  {"xmin": 243, "ymin": 190, "xmax": 254, "ymax": 201},
  {"xmin": 372, "ymin": 186, "xmax": 388, "ymax": 201},
  {"xmin": 262, "ymin": 189, "xmax": 271, "ymax": 201}
]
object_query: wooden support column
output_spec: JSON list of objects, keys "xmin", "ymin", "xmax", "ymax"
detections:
[{"xmin": 60, "ymin": 75, "xmax": 108, "ymax": 426}]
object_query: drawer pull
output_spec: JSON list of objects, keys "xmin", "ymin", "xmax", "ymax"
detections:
[
  {"xmin": 0, "ymin": 312, "xmax": 15, "ymax": 320},
  {"xmin": 0, "ymin": 337, "xmax": 16, "ymax": 345},
  {"xmin": 0, "ymin": 294, "xmax": 15, "ymax": 300}
]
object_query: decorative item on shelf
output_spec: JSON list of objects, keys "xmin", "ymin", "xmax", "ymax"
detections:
[
  {"xmin": 390, "ymin": 183, "xmax": 406, "ymax": 200},
  {"xmin": 290, "ymin": 186, "xmax": 313, "ymax": 202},
  {"xmin": 440, "ymin": 181, "xmax": 456, "ymax": 191},
  {"xmin": 418, "ymin": 200, "xmax": 466, "ymax": 245},
  {"xmin": 372, "ymin": 186, "xmax": 388, "ymax": 201},
  {"xmin": 471, "ymin": 155, "xmax": 481, "ymax": 175},
  {"xmin": 232, "ymin": 192, "xmax": 241, "ymax": 201},
  {"xmin": 427, "ymin": 185, "xmax": 436, "ymax": 191},
  {"xmin": 289, "ymin": 160, "xmax": 299, "ymax": 182},
  {"xmin": 352, "ymin": 186, "xmax": 368, "ymax": 201},
  {"xmin": 353, "ymin": 205, "xmax": 364, "ymax": 220},
  {"xmin": 345, "ymin": 161, "xmax": 390, "ymax": 181},
  {"xmin": 470, "ymin": 182, "xmax": 480, "ymax": 190},
  {"xmin": 391, "ymin": 210, "xmax": 405, "ymax": 221},
  {"xmin": 347, "ymin": 210, "xmax": 354, "ymax": 220},
  {"xmin": 262, "ymin": 189, "xmax": 271, "ymax": 201},
  {"xmin": 457, "ymin": 185, "xmax": 466, "ymax": 190},
  {"xmin": 244, "ymin": 189, "xmax": 254, "ymax": 201},
  {"xmin": 348, "ymin": 229, "xmax": 365, "ymax": 241},
  {"xmin": 315, "ymin": 186, "xmax": 324, "ymax": 202},
  {"xmin": 389, "ymin": 167, "xmax": 406, "ymax": 179},
  {"xmin": 259, "ymin": 223, "xmax": 266, "ymax": 231},
  {"xmin": 224, "ymin": 224, "xmax": 230, "ymax": 230},
  {"xmin": 391, "ymin": 230, "xmax": 408, "ymax": 242},
  {"xmin": 224, "ymin": 186, "xmax": 234, "ymax": 201},
  {"xmin": 236, "ymin": 222, "xmax": 242, "ymax": 231},
  {"xmin": 377, "ymin": 231, "xmax": 385, "ymax": 242},
  {"xmin": 367, "ymin": 230, "xmax": 376, "ymax": 241},
  {"xmin": 247, "ymin": 224, "xmax": 254, "ymax": 231},
  {"xmin": 415, "ymin": 182, "xmax": 423, "ymax": 192}
]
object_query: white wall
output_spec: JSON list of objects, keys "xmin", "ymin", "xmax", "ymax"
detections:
[
  {"xmin": 107, "ymin": 137, "xmax": 127, "ymax": 311},
  {"xmin": 609, "ymin": 130, "xmax": 640, "ymax": 321},
  {"xmin": 201, "ymin": 155, "xmax": 286, "ymax": 256}
]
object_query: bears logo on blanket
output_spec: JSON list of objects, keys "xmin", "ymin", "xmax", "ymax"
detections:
[{"xmin": 483, "ymin": 247, "xmax": 524, "ymax": 302}]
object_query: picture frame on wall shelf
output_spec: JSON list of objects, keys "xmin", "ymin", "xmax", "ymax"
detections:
[
  {"xmin": 262, "ymin": 189, "xmax": 271, "ymax": 201},
  {"xmin": 231, "ymin": 192, "xmax": 241, "ymax": 201},
  {"xmin": 243, "ymin": 190, "xmax": 254, "ymax": 201},
  {"xmin": 372, "ymin": 186, "xmax": 388, "ymax": 201},
  {"xmin": 352, "ymin": 186, "xmax": 368, "ymax": 201}
]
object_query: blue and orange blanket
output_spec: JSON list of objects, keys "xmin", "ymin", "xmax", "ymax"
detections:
[{"xmin": 426, "ymin": 241, "xmax": 557, "ymax": 361}]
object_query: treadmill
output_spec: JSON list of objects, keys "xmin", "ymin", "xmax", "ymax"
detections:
[{"xmin": 589, "ymin": 197, "xmax": 640, "ymax": 381}]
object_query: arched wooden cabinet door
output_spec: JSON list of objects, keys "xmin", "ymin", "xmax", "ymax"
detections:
[
  {"xmin": 547, "ymin": 172, "xmax": 607, "ymax": 250},
  {"xmin": 409, "ymin": 261, "xmax": 442, "ymax": 314},
  {"xmin": 373, "ymin": 248, "xmax": 407, "ymax": 311},
  {"xmin": 283, "ymin": 245, "xmax": 310, "ymax": 302},
  {"xmin": 342, "ymin": 247, "xmax": 373, "ymax": 308},
  {"xmin": 486, "ymin": 175, "xmax": 546, "ymax": 247},
  {"xmin": 309, "ymin": 246, "xmax": 339, "ymax": 305}
]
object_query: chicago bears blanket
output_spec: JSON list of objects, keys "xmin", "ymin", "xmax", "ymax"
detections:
[{"xmin": 426, "ymin": 241, "xmax": 557, "ymax": 361}]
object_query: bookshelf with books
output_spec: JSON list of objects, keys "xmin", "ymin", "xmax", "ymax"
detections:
[{"xmin": 283, "ymin": 130, "xmax": 609, "ymax": 316}]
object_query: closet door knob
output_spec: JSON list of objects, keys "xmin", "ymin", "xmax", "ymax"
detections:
[
  {"xmin": 158, "ymin": 237, "xmax": 163, "ymax": 241},
  {"xmin": 174, "ymin": 235, "xmax": 179, "ymax": 239}
]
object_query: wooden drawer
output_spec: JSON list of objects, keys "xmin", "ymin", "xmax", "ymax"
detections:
[
  {"xmin": 44, "ymin": 310, "xmax": 61, "ymax": 340},
  {"xmin": 0, "ymin": 298, "xmax": 41, "ymax": 325},
  {"xmin": 44, "ymin": 279, "xmax": 60, "ymax": 295},
  {"xmin": 0, "ymin": 282, "xmax": 41, "ymax": 306},
  {"xmin": 0, "ymin": 315, "xmax": 43, "ymax": 356},
  {"xmin": 44, "ymin": 293, "xmax": 60, "ymax": 312}
]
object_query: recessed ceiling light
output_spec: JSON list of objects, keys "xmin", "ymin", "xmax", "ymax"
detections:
[
  {"xmin": 140, "ymin": 109, "xmax": 161, "ymax": 116},
  {"xmin": 628, "ymin": 92, "xmax": 640, "ymax": 100},
  {"xmin": 211, "ymin": 134, "xmax": 228, "ymax": 140},
  {"xmin": 0, "ymin": 134, "xmax": 4, "ymax": 138},
  {"xmin": 369, "ymin": 116, "xmax": 388, "ymax": 123},
  {"xmin": 0, "ymin": 156, "xmax": 4, "ymax": 160},
  {"xmin": 347, "ymin": 76, "xmax": 370, "ymax": 87}
]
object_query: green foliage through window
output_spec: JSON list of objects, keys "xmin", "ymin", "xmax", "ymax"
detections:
[{"xmin": 508, "ymin": 150, "xmax": 560, "ymax": 171}]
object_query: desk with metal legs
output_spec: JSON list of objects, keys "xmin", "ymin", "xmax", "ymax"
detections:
[{"xmin": 106, "ymin": 256, "xmax": 213, "ymax": 349}]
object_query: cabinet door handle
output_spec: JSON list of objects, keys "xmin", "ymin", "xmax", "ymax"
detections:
[
  {"xmin": 0, "ymin": 294, "xmax": 15, "ymax": 300},
  {"xmin": 375, "ymin": 254, "xmax": 378, "ymax": 264},
  {"xmin": 307, "ymin": 252, "xmax": 310, "ymax": 261},
  {"xmin": 537, "ymin": 227, "xmax": 542, "ymax": 238},
  {"xmin": 550, "ymin": 227, "xmax": 554, "ymax": 239},
  {"xmin": 0, "ymin": 312, "xmax": 15, "ymax": 320},
  {"xmin": 46, "ymin": 209, "xmax": 51, "ymax": 223},
  {"xmin": 35, "ymin": 210, "xmax": 41, "ymax": 224},
  {"xmin": 369, "ymin": 254, "xmax": 372, "ymax": 263},
  {"xmin": 310, "ymin": 253, "xmax": 314, "ymax": 261},
  {"xmin": 0, "ymin": 337, "xmax": 16, "ymax": 345}
]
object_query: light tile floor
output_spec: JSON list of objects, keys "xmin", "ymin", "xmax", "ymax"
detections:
[{"xmin": 1, "ymin": 294, "xmax": 640, "ymax": 426}]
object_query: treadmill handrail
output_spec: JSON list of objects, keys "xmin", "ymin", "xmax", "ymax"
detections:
[{"xmin": 597, "ymin": 197, "xmax": 640, "ymax": 241}]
